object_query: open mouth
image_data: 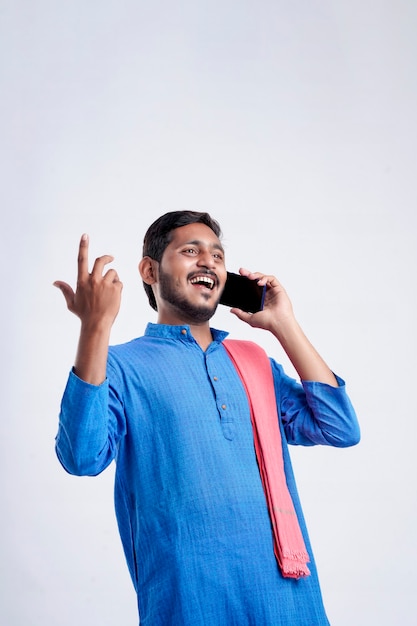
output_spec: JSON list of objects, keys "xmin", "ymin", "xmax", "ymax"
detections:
[{"xmin": 189, "ymin": 275, "xmax": 216, "ymax": 290}]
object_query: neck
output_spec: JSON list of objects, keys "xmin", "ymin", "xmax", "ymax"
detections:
[
  {"xmin": 157, "ymin": 312, "xmax": 213, "ymax": 351},
  {"xmin": 187, "ymin": 323, "xmax": 213, "ymax": 351}
]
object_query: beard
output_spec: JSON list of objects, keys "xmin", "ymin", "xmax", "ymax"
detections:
[{"xmin": 158, "ymin": 267, "xmax": 220, "ymax": 323}]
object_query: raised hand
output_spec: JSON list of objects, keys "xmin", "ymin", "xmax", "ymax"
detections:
[
  {"xmin": 54, "ymin": 234, "xmax": 123, "ymax": 385},
  {"xmin": 54, "ymin": 234, "xmax": 123, "ymax": 329}
]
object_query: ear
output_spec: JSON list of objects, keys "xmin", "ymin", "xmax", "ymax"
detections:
[{"xmin": 139, "ymin": 256, "xmax": 158, "ymax": 285}]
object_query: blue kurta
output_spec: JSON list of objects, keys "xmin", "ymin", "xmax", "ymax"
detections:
[{"xmin": 56, "ymin": 323, "xmax": 360, "ymax": 625}]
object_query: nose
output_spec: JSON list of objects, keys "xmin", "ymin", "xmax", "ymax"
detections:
[{"xmin": 196, "ymin": 248, "xmax": 216, "ymax": 269}]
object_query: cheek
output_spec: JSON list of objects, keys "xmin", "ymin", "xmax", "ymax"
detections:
[
  {"xmin": 169, "ymin": 273, "xmax": 185, "ymax": 289},
  {"xmin": 218, "ymin": 268, "xmax": 227, "ymax": 288}
]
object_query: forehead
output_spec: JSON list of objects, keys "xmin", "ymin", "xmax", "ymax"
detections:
[{"xmin": 168, "ymin": 223, "xmax": 223, "ymax": 250}]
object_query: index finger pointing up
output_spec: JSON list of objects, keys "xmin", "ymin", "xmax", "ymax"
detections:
[{"xmin": 77, "ymin": 233, "xmax": 90, "ymax": 280}]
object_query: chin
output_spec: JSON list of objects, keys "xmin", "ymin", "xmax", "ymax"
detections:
[
  {"xmin": 159, "ymin": 272, "xmax": 220, "ymax": 323},
  {"xmin": 179, "ymin": 297, "xmax": 219, "ymax": 323}
]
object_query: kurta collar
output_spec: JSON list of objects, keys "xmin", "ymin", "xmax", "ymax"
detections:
[{"xmin": 144, "ymin": 323, "xmax": 229, "ymax": 345}]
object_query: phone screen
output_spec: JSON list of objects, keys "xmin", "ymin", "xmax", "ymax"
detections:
[{"xmin": 219, "ymin": 272, "xmax": 266, "ymax": 313}]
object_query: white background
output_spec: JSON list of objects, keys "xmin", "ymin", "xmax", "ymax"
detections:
[{"xmin": 1, "ymin": 1, "xmax": 416, "ymax": 624}]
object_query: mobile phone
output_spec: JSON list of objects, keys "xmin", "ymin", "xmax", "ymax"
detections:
[{"xmin": 219, "ymin": 272, "xmax": 266, "ymax": 313}]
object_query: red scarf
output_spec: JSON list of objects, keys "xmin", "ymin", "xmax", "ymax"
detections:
[{"xmin": 223, "ymin": 339, "xmax": 310, "ymax": 579}]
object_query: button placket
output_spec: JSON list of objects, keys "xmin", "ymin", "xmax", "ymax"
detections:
[{"xmin": 205, "ymin": 354, "xmax": 235, "ymax": 440}]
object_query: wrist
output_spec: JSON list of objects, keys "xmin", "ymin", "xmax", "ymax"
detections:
[
  {"xmin": 269, "ymin": 315, "xmax": 301, "ymax": 344},
  {"xmin": 75, "ymin": 323, "xmax": 111, "ymax": 385},
  {"xmin": 79, "ymin": 317, "xmax": 114, "ymax": 338}
]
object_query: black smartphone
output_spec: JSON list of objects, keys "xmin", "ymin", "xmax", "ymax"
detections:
[{"xmin": 219, "ymin": 272, "xmax": 266, "ymax": 313}]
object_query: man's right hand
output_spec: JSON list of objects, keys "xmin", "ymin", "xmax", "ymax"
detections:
[
  {"xmin": 54, "ymin": 233, "xmax": 123, "ymax": 329},
  {"xmin": 54, "ymin": 234, "xmax": 123, "ymax": 385}
]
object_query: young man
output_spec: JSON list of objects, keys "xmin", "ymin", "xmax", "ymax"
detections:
[{"xmin": 54, "ymin": 210, "xmax": 360, "ymax": 625}]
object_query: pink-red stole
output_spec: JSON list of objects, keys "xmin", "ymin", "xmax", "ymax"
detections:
[{"xmin": 223, "ymin": 339, "xmax": 310, "ymax": 579}]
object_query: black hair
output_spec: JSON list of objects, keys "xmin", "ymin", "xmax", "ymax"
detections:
[{"xmin": 142, "ymin": 210, "xmax": 222, "ymax": 311}]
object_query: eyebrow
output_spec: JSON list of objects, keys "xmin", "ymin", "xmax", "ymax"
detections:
[{"xmin": 183, "ymin": 239, "xmax": 225, "ymax": 253}]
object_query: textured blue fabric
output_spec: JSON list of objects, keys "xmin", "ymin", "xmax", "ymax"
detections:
[{"xmin": 56, "ymin": 323, "xmax": 360, "ymax": 625}]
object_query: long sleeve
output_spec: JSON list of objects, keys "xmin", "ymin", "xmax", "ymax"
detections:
[
  {"xmin": 271, "ymin": 360, "xmax": 360, "ymax": 447},
  {"xmin": 55, "ymin": 366, "xmax": 126, "ymax": 476}
]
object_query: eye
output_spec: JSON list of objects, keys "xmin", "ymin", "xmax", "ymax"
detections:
[{"xmin": 182, "ymin": 247, "xmax": 198, "ymax": 255}]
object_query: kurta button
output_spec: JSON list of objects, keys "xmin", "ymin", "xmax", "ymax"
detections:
[
  {"xmin": 181, "ymin": 329, "xmax": 187, "ymax": 335},
  {"xmin": 221, "ymin": 404, "xmax": 227, "ymax": 410},
  {"xmin": 213, "ymin": 376, "xmax": 218, "ymax": 381}
]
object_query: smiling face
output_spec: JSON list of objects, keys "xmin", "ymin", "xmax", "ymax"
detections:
[{"xmin": 152, "ymin": 222, "xmax": 227, "ymax": 325}]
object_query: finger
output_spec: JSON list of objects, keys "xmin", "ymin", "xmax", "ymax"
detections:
[
  {"xmin": 91, "ymin": 254, "xmax": 115, "ymax": 277},
  {"xmin": 238, "ymin": 268, "xmax": 267, "ymax": 283},
  {"xmin": 230, "ymin": 307, "xmax": 253, "ymax": 324},
  {"xmin": 256, "ymin": 275, "xmax": 279, "ymax": 288},
  {"xmin": 240, "ymin": 269, "xmax": 280, "ymax": 288},
  {"xmin": 53, "ymin": 281, "xmax": 75, "ymax": 308},
  {"xmin": 103, "ymin": 268, "xmax": 122, "ymax": 285},
  {"xmin": 77, "ymin": 234, "xmax": 90, "ymax": 281}
]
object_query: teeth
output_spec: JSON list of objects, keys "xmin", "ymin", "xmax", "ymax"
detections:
[{"xmin": 190, "ymin": 276, "xmax": 215, "ymax": 289}]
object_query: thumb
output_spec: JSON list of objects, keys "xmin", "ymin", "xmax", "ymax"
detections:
[
  {"xmin": 53, "ymin": 281, "xmax": 75, "ymax": 308},
  {"xmin": 230, "ymin": 307, "xmax": 253, "ymax": 325}
]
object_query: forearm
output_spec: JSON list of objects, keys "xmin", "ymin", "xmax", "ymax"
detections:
[
  {"xmin": 74, "ymin": 321, "xmax": 112, "ymax": 385},
  {"xmin": 56, "ymin": 369, "xmax": 115, "ymax": 475},
  {"xmin": 271, "ymin": 317, "xmax": 338, "ymax": 387},
  {"xmin": 274, "ymin": 363, "xmax": 360, "ymax": 447}
]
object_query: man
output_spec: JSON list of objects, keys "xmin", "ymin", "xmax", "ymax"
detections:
[{"xmin": 54, "ymin": 210, "xmax": 360, "ymax": 625}]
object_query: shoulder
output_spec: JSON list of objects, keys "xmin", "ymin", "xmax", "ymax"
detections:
[
  {"xmin": 107, "ymin": 336, "xmax": 151, "ymax": 372},
  {"xmin": 223, "ymin": 338, "xmax": 267, "ymax": 356},
  {"xmin": 109, "ymin": 336, "xmax": 143, "ymax": 358}
]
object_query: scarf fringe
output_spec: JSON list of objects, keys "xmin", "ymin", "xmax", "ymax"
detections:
[
  {"xmin": 282, "ymin": 550, "xmax": 310, "ymax": 561},
  {"xmin": 281, "ymin": 558, "xmax": 311, "ymax": 579}
]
